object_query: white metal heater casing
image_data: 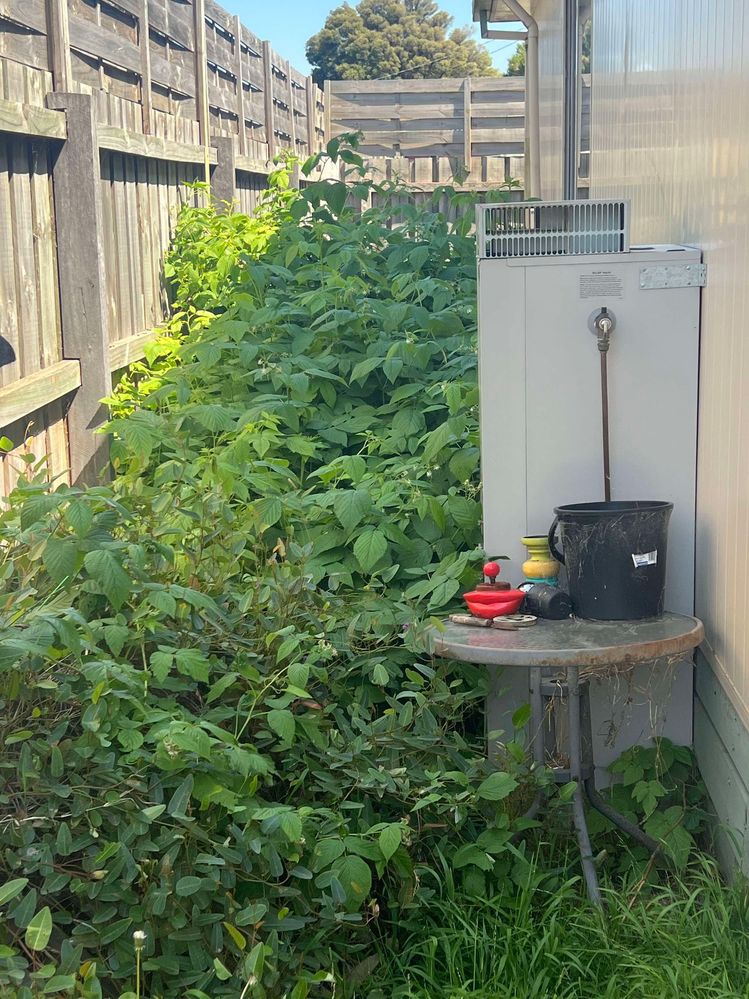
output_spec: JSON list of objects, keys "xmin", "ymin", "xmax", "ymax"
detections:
[{"xmin": 478, "ymin": 243, "xmax": 702, "ymax": 768}]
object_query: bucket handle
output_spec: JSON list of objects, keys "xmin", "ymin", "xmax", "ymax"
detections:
[{"xmin": 548, "ymin": 517, "xmax": 565, "ymax": 565}]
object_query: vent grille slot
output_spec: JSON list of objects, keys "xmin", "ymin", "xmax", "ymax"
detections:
[{"xmin": 478, "ymin": 200, "xmax": 630, "ymax": 258}]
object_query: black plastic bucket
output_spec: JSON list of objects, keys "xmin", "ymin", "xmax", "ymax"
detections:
[{"xmin": 548, "ymin": 501, "xmax": 673, "ymax": 621}]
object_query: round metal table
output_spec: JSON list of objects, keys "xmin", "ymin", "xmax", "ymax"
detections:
[{"xmin": 427, "ymin": 613, "xmax": 704, "ymax": 905}]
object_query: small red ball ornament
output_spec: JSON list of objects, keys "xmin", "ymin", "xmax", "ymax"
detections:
[{"xmin": 483, "ymin": 561, "xmax": 501, "ymax": 581}]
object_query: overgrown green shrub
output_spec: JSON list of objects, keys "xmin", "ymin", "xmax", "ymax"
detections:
[
  {"xmin": 0, "ymin": 150, "xmax": 538, "ymax": 999},
  {"xmin": 0, "ymin": 143, "xmax": 716, "ymax": 999}
]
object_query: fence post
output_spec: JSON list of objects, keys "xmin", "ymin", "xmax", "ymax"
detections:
[
  {"xmin": 324, "ymin": 79, "xmax": 331, "ymax": 148},
  {"xmin": 305, "ymin": 76, "xmax": 315, "ymax": 155},
  {"xmin": 46, "ymin": 0, "xmax": 72, "ymax": 91},
  {"xmin": 193, "ymin": 0, "xmax": 210, "ymax": 185},
  {"xmin": 46, "ymin": 92, "xmax": 111, "ymax": 484},
  {"xmin": 262, "ymin": 41, "xmax": 276, "ymax": 162},
  {"xmin": 233, "ymin": 15, "xmax": 248, "ymax": 156},
  {"xmin": 463, "ymin": 78, "xmax": 472, "ymax": 175},
  {"xmin": 137, "ymin": 0, "xmax": 153, "ymax": 134},
  {"xmin": 211, "ymin": 135, "xmax": 236, "ymax": 210}
]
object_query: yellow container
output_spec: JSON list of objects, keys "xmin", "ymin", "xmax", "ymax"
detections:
[{"xmin": 521, "ymin": 535, "xmax": 560, "ymax": 583}]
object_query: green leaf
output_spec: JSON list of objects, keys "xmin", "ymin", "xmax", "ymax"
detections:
[
  {"xmin": 427, "ymin": 577, "xmax": 460, "ymax": 610},
  {"xmin": 350, "ymin": 357, "xmax": 383, "ymax": 384},
  {"xmin": 378, "ymin": 824, "xmax": 402, "ymax": 862},
  {"xmin": 449, "ymin": 447, "xmax": 479, "ymax": 482},
  {"xmin": 20, "ymin": 493, "xmax": 62, "ymax": 530},
  {"xmin": 43, "ymin": 976, "xmax": 76, "ymax": 994},
  {"xmin": 43, "ymin": 537, "xmax": 79, "ymax": 583},
  {"xmin": 353, "ymin": 529, "xmax": 388, "ymax": 573},
  {"xmin": 150, "ymin": 649, "xmax": 173, "ymax": 682},
  {"xmin": 312, "ymin": 838, "xmax": 345, "ymax": 871},
  {"xmin": 0, "ymin": 878, "xmax": 28, "ymax": 906},
  {"xmin": 186, "ymin": 404, "xmax": 236, "ymax": 433},
  {"xmin": 174, "ymin": 648, "xmax": 211, "ymax": 682},
  {"xmin": 382, "ymin": 357, "xmax": 403, "ymax": 383},
  {"xmin": 223, "ymin": 921, "xmax": 247, "ymax": 951},
  {"xmin": 118, "ymin": 416, "xmax": 156, "ymax": 458},
  {"xmin": 392, "ymin": 408, "xmax": 424, "ymax": 438},
  {"xmin": 213, "ymin": 957, "xmax": 232, "ymax": 981},
  {"xmin": 476, "ymin": 772, "xmax": 518, "ymax": 801},
  {"xmin": 447, "ymin": 495, "xmax": 479, "ymax": 531},
  {"xmin": 206, "ymin": 672, "xmax": 239, "ymax": 704},
  {"xmin": 371, "ymin": 663, "xmax": 389, "ymax": 686},
  {"xmin": 167, "ymin": 775, "xmax": 194, "ymax": 818},
  {"xmin": 452, "ymin": 844, "xmax": 494, "ymax": 871},
  {"xmin": 287, "ymin": 662, "xmax": 309, "ymax": 688},
  {"xmin": 333, "ymin": 855, "xmax": 372, "ymax": 908},
  {"xmin": 83, "ymin": 549, "xmax": 131, "ymax": 610},
  {"xmin": 267, "ymin": 709, "xmax": 295, "ymax": 743},
  {"xmin": 142, "ymin": 805, "xmax": 166, "ymax": 822},
  {"xmin": 175, "ymin": 877, "xmax": 202, "ymax": 896},
  {"xmin": 511, "ymin": 703, "xmax": 532, "ymax": 729},
  {"xmin": 55, "ymin": 822, "xmax": 72, "ymax": 857},
  {"xmin": 338, "ymin": 455, "xmax": 366, "ymax": 483},
  {"xmin": 246, "ymin": 941, "xmax": 265, "ymax": 977},
  {"xmin": 104, "ymin": 624, "xmax": 130, "ymax": 657},
  {"xmin": 559, "ymin": 781, "xmax": 578, "ymax": 803},
  {"xmin": 325, "ymin": 180, "xmax": 348, "ymax": 215},
  {"xmin": 423, "ymin": 421, "xmax": 453, "ymax": 463},
  {"xmin": 645, "ymin": 806, "xmax": 694, "ymax": 869},
  {"xmin": 25, "ymin": 907, "xmax": 52, "ymax": 951},
  {"xmin": 147, "ymin": 589, "xmax": 177, "ymax": 616},
  {"xmin": 64, "ymin": 500, "xmax": 93, "ymax": 537},
  {"xmin": 333, "ymin": 489, "xmax": 371, "ymax": 532},
  {"xmin": 279, "ymin": 811, "xmax": 303, "ymax": 841},
  {"xmin": 254, "ymin": 495, "xmax": 283, "ymax": 529}
]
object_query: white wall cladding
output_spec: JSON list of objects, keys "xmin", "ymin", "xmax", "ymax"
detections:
[
  {"xmin": 532, "ymin": 0, "xmax": 565, "ymax": 198},
  {"xmin": 586, "ymin": 0, "xmax": 749, "ymax": 859}
]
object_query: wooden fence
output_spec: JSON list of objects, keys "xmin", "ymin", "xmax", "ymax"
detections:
[
  {"xmin": 0, "ymin": 0, "xmax": 328, "ymax": 492},
  {"xmin": 327, "ymin": 77, "xmax": 526, "ymax": 189},
  {"xmin": 0, "ymin": 9, "xmax": 581, "ymax": 494}
]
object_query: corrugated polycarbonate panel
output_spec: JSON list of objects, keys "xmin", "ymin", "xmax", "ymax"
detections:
[{"xmin": 589, "ymin": 0, "xmax": 749, "ymax": 727}]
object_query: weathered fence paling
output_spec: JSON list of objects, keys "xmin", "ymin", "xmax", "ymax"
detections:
[{"xmin": 46, "ymin": 89, "xmax": 110, "ymax": 482}]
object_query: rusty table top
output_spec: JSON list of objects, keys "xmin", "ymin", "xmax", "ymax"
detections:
[{"xmin": 427, "ymin": 613, "xmax": 704, "ymax": 668}]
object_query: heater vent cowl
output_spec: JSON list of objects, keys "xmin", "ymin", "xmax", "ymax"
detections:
[{"xmin": 478, "ymin": 200, "xmax": 630, "ymax": 259}]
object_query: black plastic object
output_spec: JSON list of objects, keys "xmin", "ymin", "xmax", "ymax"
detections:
[
  {"xmin": 548, "ymin": 501, "xmax": 673, "ymax": 621},
  {"xmin": 518, "ymin": 582, "xmax": 572, "ymax": 620}
]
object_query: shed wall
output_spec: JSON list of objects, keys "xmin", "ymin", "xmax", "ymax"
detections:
[{"xmin": 587, "ymin": 0, "xmax": 749, "ymax": 866}]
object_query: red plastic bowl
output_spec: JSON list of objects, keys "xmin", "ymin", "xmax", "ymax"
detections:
[
  {"xmin": 463, "ymin": 590, "xmax": 525, "ymax": 618},
  {"xmin": 462, "ymin": 588, "xmax": 525, "ymax": 604}
]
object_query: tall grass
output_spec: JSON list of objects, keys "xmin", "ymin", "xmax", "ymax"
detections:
[{"xmin": 363, "ymin": 857, "xmax": 749, "ymax": 999}]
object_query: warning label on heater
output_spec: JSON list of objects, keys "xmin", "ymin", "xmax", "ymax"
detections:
[
  {"xmin": 579, "ymin": 271, "xmax": 624, "ymax": 299},
  {"xmin": 632, "ymin": 550, "xmax": 658, "ymax": 568}
]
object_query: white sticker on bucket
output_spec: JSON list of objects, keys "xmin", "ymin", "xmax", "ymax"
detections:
[{"xmin": 632, "ymin": 550, "xmax": 658, "ymax": 568}]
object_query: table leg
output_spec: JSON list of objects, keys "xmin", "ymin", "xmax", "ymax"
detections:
[
  {"xmin": 520, "ymin": 666, "xmax": 546, "ymax": 825},
  {"xmin": 529, "ymin": 665, "xmax": 545, "ymax": 768},
  {"xmin": 567, "ymin": 664, "xmax": 603, "ymax": 906}
]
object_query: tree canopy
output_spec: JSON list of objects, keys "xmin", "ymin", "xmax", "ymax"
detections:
[
  {"xmin": 306, "ymin": 0, "xmax": 499, "ymax": 84},
  {"xmin": 507, "ymin": 19, "xmax": 590, "ymax": 76}
]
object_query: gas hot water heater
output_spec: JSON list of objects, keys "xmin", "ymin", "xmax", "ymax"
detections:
[{"xmin": 476, "ymin": 200, "xmax": 703, "ymax": 766}]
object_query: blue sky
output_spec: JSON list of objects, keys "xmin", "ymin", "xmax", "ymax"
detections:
[{"xmin": 230, "ymin": 1, "xmax": 523, "ymax": 75}]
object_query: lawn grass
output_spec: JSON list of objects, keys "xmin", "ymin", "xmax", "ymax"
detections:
[{"xmin": 364, "ymin": 857, "xmax": 749, "ymax": 999}]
